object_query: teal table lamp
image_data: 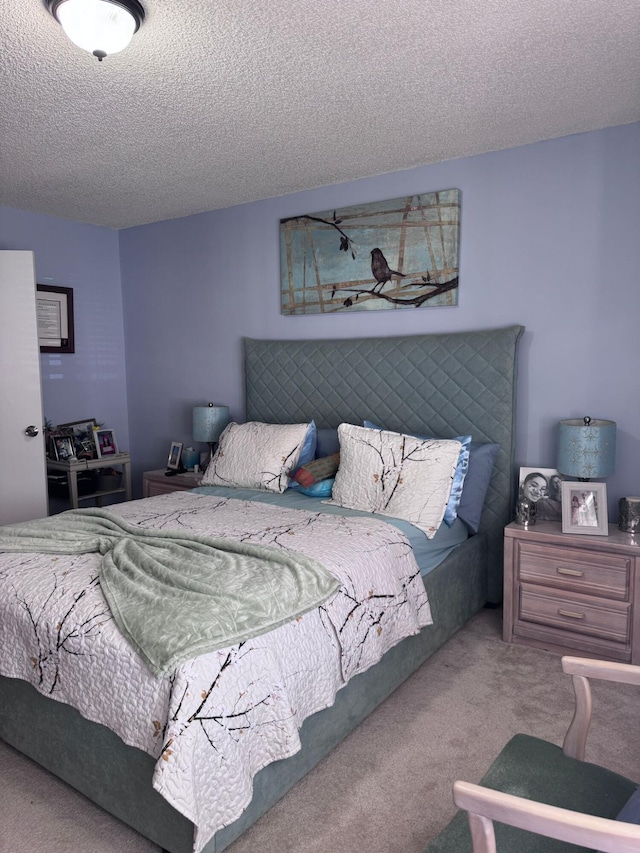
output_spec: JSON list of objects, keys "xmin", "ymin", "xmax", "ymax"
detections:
[
  {"xmin": 193, "ymin": 403, "xmax": 230, "ymax": 464},
  {"xmin": 557, "ymin": 416, "xmax": 616, "ymax": 481}
]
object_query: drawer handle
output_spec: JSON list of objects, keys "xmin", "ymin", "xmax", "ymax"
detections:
[
  {"xmin": 558, "ymin": 608, "xmax": 585, "ymax": 620},
  {"xmin": 557, "ymin": 567, "xmax": 584, "ymax": 577}
]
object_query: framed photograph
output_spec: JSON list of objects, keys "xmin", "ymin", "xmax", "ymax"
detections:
[
  {"xmin": 518, "ymin": 467, "xmax": 563, "ymax": 521},
  {"xmin": 167, "ymin": 441, "xmax": 183, "ymax": 470},
  {"xmin": 36, "ymin": 284, "xmax": 75, "ymax": 353},
  {"xmin": 561, "ymin": 481, "xmax": 609, "ymax": 535},
  {"xmin": 57, "ymin": 419, "xmax": 98, "ymax": 458},
  {"xmin": 94, "ymin": 428, "xmax": 118, "ymax": 459},
  {"xmin": 53, "ymin": 434, "xmax": 75, "ymax": 461}
]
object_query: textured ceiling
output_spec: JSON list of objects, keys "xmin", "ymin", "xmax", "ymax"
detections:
[{"xmin": 1, "ymin": 0, "xmax": 639, "ymax": 229}]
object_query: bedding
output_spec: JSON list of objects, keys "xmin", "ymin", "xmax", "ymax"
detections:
[
  {"xmin": 0, "ymin": 489, "xmax": 432, "ymax": 853},
  {"xmin": 457, "ymin": 441, "xmax": 501, "ymax": 533},
  {"xmin": 292, "ymin": 452, "xmax": 341, "ymax": 487},
  {"xmin": 298, "ymin": 477, "xmax": 335, "ymax": 497},
  {"xmin": 200, "ymin": 420, "xmax": 312, "ymax": 492},
  {"xmin": 0, "ymin": 506, "xmax": 340, "ymax": 677},
  {"xmin": 328, "ymin": 423, "xmax": 461, "ymax": 538},
  {"xmin": 193, "ymin": 485, "xmax": 470, "ymax": 578},
  {"xmin": 363, "ymin": 420, "xmax": 471, "ymax": 526}
]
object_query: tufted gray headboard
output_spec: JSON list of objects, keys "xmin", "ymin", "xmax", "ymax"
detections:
[{"xmin": 244, "ymin": 325, "xmax": 524, "ymax": 602}]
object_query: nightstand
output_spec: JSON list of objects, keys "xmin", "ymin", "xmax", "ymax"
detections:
[
  {"xmin": 142, "ymin": 469, "xmax": 202, "ymax": 497},
  {"xmin": 503, "ymin": 521, "xmax": 640, "ymax": 663}
]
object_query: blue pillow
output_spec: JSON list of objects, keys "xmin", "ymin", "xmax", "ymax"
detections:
[
  {"xmin": 288, "ymin": 420, "xmax": 317, "ymax": 489},
  {"xmin": 315, "ymin": 427, "xmax": 340, "ymax": 458},
  {"xmin": 363, "ymin": 420, "xmax": 471, "ymax": 527},
  {"xmin": 457, "ymin": 442, "xmax": 500, "ymax": 533},
  {"xmin": 298, "ymin": 477, "xmax": 335, "ymax": 498}
]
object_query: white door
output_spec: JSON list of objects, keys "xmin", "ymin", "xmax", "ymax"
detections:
[{"xmin": 0, "ymin": 251, "xmax": 48, "ymax": 524}]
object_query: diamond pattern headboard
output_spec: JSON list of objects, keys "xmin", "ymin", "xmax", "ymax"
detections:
[{"xmin": 244, "ymin": 325, "xmax": 524, "ymax": 602}]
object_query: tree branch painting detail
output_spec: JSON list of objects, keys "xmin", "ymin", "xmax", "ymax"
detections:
[{"xmin": 280, "ymin": 189, "xmax": 460, "ymax": 314}]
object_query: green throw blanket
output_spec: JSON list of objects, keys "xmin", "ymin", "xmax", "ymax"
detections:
[{"xmin": 0, "ymin": 507, "xmax": 340, "ymax": 677}]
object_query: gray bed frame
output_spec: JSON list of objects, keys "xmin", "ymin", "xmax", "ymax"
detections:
[{"xmin": 0, "ymin": 325, "xmax": 524, "ymax": 853}]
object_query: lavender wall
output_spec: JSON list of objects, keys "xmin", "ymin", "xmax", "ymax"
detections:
[
  {"xmin": 120, "ymin": 123, "xmax": 640, "ymax": 513},
  {"xmin": 2, "ymin": 123, "xmax": 638, "ymax": 517},
  {"xmin": 0, "ymin": 207, "xmax": 130, "ymax": 453}
]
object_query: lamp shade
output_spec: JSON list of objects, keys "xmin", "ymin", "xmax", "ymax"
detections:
[
  {"xmin": 193, "ymin": 404, "xmax": 229, "ymax": 445},
  {"xmin": 557, "ymin": 417, "xmax": 616, "ymax": 479}
]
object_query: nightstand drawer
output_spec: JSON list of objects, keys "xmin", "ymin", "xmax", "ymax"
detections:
[
  {"xmin": 518, "ymin": 541, "xmax": 630, "ymax": 600},
  {"xmin": 519, "ymin": 585, "xmax": 630, "ymax": 645}
]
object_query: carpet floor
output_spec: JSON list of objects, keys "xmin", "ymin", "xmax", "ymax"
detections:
[{"xmin": 1, "ymin": 607, "xmax": 638, "ymax": 853}]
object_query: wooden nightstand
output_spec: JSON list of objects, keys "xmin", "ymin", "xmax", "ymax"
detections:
[
  {"xmin": 503, "ymin": 520, "xmax": 640, "ymax": 663},
  {"xmin": 142, "ymin": 469, "xmax": 203, "ymax": 497}
]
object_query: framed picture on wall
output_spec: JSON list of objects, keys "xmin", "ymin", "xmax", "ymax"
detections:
[
  {"xmin": 561, "ymin": 481, "xmax": 608, "ymax": 536},
  {"xmin": 36, "ymin": 284, "xmax": 75, "ymax": 353},
  {"xmin": 94, "ymin": 429, "xmax": 118, "ymax": 459}
]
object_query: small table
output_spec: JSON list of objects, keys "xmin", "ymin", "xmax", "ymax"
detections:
[
  {"xmin": 143, "ymin": 469, "xmax": 202, "ymax": 497},
  {"xmin": 47, "ymin": 453, "xmax": 132, "ymax": 509},
  {"xmin": 504, "ymin": 520, "xmax": 640, "ymax": 663}
]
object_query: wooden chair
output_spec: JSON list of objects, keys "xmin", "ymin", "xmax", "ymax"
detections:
[{"xmin": 426, "ymin": 656, "xmax": 640, "ymax": 853}]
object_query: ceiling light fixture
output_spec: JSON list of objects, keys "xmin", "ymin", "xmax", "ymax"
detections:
[{"xmin": 46, "ymin": 0, "xmax": 145, "ymax": 62}]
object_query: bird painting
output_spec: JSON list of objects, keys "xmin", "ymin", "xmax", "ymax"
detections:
[
  {"xmin": 370, "ymin": 248, "xmax": 405, "ymax": 292},
  {"xmin": 279, "ymin": 190, "xmax": 460, "ymax": 314}
]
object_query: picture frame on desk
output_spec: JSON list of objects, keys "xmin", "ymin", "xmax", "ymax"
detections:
[
  {"xmin": 561, "ymin": 481, "xmax": 608, "ymax": 535},
  {"xmin": 518, "ymin": 466, "xmax": 563, "ymax": 522},
  {"xmin": 57, "ymin": 419, "xmax": 98, "ymax": 459},
  {"xmin": 94, "ymin": 429, "xmax": 118, "ymax": 459},
  {"xmin": 52, "ymin": 435, "xmax": 75, "ymax": 461},
  {"xmin": 167, "ymin": 441, "xmax": 183, "ymax": 471}
]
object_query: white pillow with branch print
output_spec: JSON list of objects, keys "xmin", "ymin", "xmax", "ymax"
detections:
[
  {"xmin": 328, "ymin": 424, "xmax": 461, "ymax": 539},
  {"xmin": 201, "ymin": 421, "xmax": 311, "ymax": 493}
]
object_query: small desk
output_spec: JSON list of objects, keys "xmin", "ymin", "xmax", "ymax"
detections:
[{"xmin": 47, "ymin": 453, "xmax": 132, "ymax": 509}]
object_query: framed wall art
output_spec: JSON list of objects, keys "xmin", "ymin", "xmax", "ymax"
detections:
[
  {"xmin": 561, "ymin": 481, "xmax": 608, "ymax": 535},
  {"xmin": 36, "ymin": 284, "xmax": 75, "ymax": 353},
  {"xmin": 280, "ymin": 189, "xmax": 460, "ymax": 315}
]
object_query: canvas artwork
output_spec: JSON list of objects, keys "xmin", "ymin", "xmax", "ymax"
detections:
[{"xmin": 280, "ymin": 189, "xmax": 460, "ymax": 315}]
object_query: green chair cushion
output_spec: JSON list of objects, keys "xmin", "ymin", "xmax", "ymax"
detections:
[{"xmin": 425, "ymin": 733, "xmax": 638, "ymax": 853}]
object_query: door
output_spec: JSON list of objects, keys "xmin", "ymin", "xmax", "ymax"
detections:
[{"xmin": 0, "ymin": 251, "xmax": 48, "ymax": 524}]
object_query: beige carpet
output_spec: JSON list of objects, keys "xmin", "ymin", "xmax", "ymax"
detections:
[{"xmin": 1, "ymin": 608, "xmax": 638, "ymax": 853}]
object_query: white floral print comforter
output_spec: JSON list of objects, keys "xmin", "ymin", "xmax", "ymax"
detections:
[{"xmin": 0, "ymin": 491, "xmax": 432, "ymax": 852}]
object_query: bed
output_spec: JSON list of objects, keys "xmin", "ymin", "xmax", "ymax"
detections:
[{"xmin": 0, "ymin": 325, "xmax": 523, "ymax": 853}]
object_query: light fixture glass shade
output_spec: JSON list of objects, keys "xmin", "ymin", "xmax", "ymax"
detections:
[
  {"xmin": 557, "ymin": 417, "xmax": 616, "ymax": 480},
  {"xmin": 193, "ymin": 404, "xmax": 230, "ymax": 445},
  {"xmin": 49, "ymin": 0, "xmax": 144, "ymax": 60}
]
